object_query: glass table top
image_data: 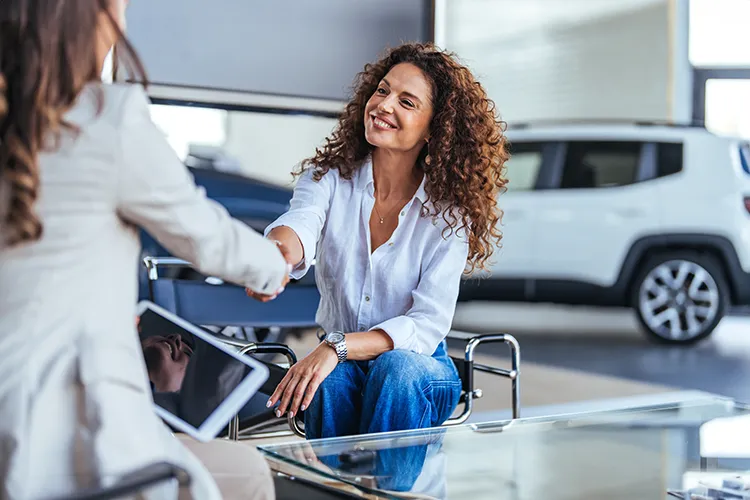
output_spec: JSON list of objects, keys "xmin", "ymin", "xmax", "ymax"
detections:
[{"xmin": 260, "ymin": 396, "xmax": 750, "ymax": 499}]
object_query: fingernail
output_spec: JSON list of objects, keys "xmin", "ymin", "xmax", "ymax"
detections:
[
  {"xmin": 275, "ymin": 409, "xmax": 281, "ymax": 418},
  {"xmin": 288, "ymin": 411, "xmax": 294, "ymax": 418},
  {"xmin": 287, "ymin": 263, "xmax": 293, "ymax": 273},
  {"xmin": 266, "ymin": 399, "xmax": 273, "ymax": 408},
  {"xmin": 276, "ymin": 286, "xmax": 285, "ymax": 294},
  {"xmin": 300, "ymin": 404, "xmax": 306, "ymax": 411}
]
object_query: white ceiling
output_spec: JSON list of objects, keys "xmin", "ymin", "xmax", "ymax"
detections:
[{"xmin": 441, "ymin": 0, "xmax": 666, "ymax": 45}]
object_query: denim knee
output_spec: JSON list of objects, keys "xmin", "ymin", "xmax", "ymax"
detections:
[
  {"xmin": 367, "ymin": 350, "xmax": 431, "ymax": 394},
  {"xmin": 311, "ymin": 361, "xmax": 361, "ymax": 403},
  {"xmin": 305, "ymin": 361, "xmax": 364, "ymax": 439},
  {"xmin": 313, "ymin": 371, "xmax": 339, "ymax": 402},
  {"xmin": 361, "ymin": 349, "xmax": 461, "ymax": 433}
]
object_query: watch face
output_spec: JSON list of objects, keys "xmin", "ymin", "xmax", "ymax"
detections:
[{"xmin": 327, "ymin": 332, "xmax": 345, "ymax": 344}]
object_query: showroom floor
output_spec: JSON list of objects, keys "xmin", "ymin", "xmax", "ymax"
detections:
[{"xmin": 451, "ymin": 302, "xmax": 750, "ymax": 404}]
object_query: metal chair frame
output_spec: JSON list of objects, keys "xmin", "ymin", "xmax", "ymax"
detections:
[{"xmin": 446, "ymin": 333, "xmax": 521, "ymax": 425}]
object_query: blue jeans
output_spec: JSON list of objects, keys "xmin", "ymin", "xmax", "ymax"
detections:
[{"xmin": 305, "ymin": 341, "xmax": 462, "ymax": 439}]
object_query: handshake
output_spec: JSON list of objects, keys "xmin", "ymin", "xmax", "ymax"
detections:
[{"xmin": 245, "ymin": 238, "xmax": 296, "ymax": 302}]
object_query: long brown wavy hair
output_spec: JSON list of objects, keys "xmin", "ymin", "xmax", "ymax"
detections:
[
  {"xmin": 300, "ymin": 43, "xmax": 509, "ymax": 274},
  {"xmin": 0, "ymin": 0, "xmax": 147, "ymax": 247}
]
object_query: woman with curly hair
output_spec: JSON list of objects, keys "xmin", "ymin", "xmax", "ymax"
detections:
[{"xmin": 250, "ymin": 42, "xmax": 509, "ymax": 439}]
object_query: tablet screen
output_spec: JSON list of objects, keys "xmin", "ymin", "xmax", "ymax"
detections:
[{"xmin": 137, "ymin": 307, "xmax": 255, "ymax": 430}]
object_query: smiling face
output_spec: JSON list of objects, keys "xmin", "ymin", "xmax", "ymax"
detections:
[
  {"xmin": 142, "ymin": 334, "xmax": 193, "ymax": 393},
  {"xmin": 363, "ymin": 63, "xmax": 434, "ymax": 155}
]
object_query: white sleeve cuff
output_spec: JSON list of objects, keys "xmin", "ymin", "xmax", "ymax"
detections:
[
  {"xmin": 264, "ymin": 216, "xmax": 318, "ymax": 280},
  {"xmin": 371, "ymin": 316, "xmax": 444, "ymax": 356}
]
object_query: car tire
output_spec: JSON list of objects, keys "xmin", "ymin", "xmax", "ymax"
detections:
[{"xmin": 631, "ymin": 251, "xmax": 729, "ymax": 345}]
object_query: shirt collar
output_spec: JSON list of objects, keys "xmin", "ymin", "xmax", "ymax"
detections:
[
  {"xmin": 356, "ymin": 155, "xmax": 429, "ymax": 204},
  {"xmin": 414, "ymin": 175, "xmax": 428, "ymax": 204},
  {"xmin": 354, "ymin": 156, "xmax": 374, "ymax": 193}
]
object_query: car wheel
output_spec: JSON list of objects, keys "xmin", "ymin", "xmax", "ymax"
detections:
[{"xmin": 631, "ymin": 251, "xmax": 729, "ymax": 344}]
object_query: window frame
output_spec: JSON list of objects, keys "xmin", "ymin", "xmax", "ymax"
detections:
[
  {"xmin": 508, "ymin": 138, "xmax": 685, "ymax": 191},
  {"xmin": 504, "ymin": 141, "xmax": 563, "ymax": 192}
]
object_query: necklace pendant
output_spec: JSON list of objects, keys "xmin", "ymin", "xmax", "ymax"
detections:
[{"xmin": 379, "ymin": 218, "xmax": 384, "ymax": 224}]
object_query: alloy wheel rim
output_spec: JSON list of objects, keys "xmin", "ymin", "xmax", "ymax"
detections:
[{"xmin": 638, "ymin": 260, "xmax": 720, "ymax": 341}]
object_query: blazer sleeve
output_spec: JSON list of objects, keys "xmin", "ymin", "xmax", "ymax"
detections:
[{"xmin": 114, "ymin": 86, "xmax": 287, "ymax": 295}]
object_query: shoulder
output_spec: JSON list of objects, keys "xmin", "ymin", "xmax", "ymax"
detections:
[
  {"xmin": 103, "ymin": 83, "xmax": 151, "ymax": 125},
  {"xmin": 296, "ymin": 164, "xmax": 343, "ymax": 190},
  {"xmin": 102, "ymin": 82, "xmax": 148, "ymax": 105},
  {"xmin": 71, "ymin": 83, "xmax": 151, "ymax": 129}
]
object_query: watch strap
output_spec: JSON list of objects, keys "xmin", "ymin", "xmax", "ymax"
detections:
[{"xmin": 326, "ymin": 332, "xmax": 348, "ymax": 363}]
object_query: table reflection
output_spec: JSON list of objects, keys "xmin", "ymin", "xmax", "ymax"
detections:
[{"xmin": 262, "ymin": 396, "xmax": 750, "ymax": 500}]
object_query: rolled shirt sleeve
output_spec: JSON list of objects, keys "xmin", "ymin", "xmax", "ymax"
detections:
[
  {"xmin": 371, "ymin": 227, "xmax": 470, "ymax": 355},
  {"xmin": 264, "ymin": 168, "xmax": 334, "ymax": 280}
]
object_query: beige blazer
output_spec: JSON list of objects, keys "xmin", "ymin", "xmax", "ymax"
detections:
[{"xmin": 0, "ymin": 83, "xmax": 287, "ymax": 499}]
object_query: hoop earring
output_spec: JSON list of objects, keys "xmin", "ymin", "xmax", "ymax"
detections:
[{"xmin": 425, "ymin": 154, "xmax": 432, "ymax": 166}]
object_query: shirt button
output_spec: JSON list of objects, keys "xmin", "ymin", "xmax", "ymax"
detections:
[
  {"xmin": 358, "ymin": 324, "xmax": 365, "ymax": 330},
  {"xmin": 388, "ymin": 242, "xmax": 394, "ymax": 247},
  {"xmin": 400, "ymin": 211, "xmax": 405, "ymax": 217},
  {"xmin": 365, "ymin": 296, "xmax": 371, "ymax": 302},
  {"xmin": 432, "ymin": 219, "xmax": 438, "ymax": 226}
]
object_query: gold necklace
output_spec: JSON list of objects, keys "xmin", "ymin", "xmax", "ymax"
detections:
[{"xmin": 373, "ymin": 198, "xmax": 406, "ymax": 224}]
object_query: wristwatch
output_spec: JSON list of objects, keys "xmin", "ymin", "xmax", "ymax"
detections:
[{"xmin": 323, "ymin": 331, "xmax": 348, "ymax": 363}]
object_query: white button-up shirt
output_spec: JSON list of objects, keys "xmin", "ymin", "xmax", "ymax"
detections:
[{"xmin": 266, "ymin": 157, "xmax": 469, "ymax": 355}]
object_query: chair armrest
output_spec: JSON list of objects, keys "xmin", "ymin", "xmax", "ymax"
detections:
[
  {"xmin": 223, "ymin": 340, "xmax": 304, "ymax": 439},
  {"xmin": 234, "ymin": 342, "xmax": 298, "ymax": 366},
  {"xmin": 237, "ymin": 341, "xmax": 306, "ymax": 437},
  {"xmin": 466, "ymin": 333, "xmax": 520, "ymax": 419},
  {"xmin": 212, "ymin": 333, "xmax": 298, "ymax": 364},
  {"xmin": 49, "ymin": 461, "xmax": 190, "ymax": 500},
  {"xmin": 143, "ymin": 256, "xmax": 191, "ymax": 281},
  {"xmin": 449, "ymin": 331, "xmax": 521, "ymax": 420}
]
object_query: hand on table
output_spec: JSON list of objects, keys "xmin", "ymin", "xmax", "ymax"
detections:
[
  {"xmin": 246, "ymin": 239, "xmax": 294, "ymax": 302},
  {"xmin": 267, "ymin": 342, "xmax": 339, "ymax": 418}
]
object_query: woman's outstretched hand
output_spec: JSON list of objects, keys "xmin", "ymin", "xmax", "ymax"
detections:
[
  {"xmin": 267, "ymin": 342, "xmax": 339, "ymax": 418},
  {"xmin": 245, "ymin": 239, "xmax": 294, "ymax": 302}
]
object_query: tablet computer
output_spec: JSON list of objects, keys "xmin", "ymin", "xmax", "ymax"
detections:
[{"xmin": 136, "ymin": 300, "xmax": 269, "ymax": 442}]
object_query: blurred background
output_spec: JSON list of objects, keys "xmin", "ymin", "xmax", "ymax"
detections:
[{"xmin": 125, "ymin": 0, "xmax": 750, "ymax": 411}]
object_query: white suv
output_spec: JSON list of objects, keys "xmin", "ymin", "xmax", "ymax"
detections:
[{"xmin": 459, "ymin": 121, "xmax": 750, "ymax": 345}]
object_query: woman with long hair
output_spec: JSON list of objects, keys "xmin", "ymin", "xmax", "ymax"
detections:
[
  {"xmin": 250, "ymin": 43, "xmax": 509, "ymax": 439},
  {"xmin": 0, "ymin": 1, "xmax": 287, "ymax": 498}
]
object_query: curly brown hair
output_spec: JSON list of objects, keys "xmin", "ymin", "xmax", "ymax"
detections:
[
  {"xmin": 299, "ymin": 43, "xmax": 509, "ymax": 274},
  {"xmin": 0, "ymin": 0, "xmax": 146, "ymax": 247}
]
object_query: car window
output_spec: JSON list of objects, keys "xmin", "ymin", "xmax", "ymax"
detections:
[
  {"xmin": 656, "ymin": 142, "xmax": 684, "ymax": 178},
  {"xmin": 505, "ymin": 142, "xmax": 544, "ymax": 191},
  {"xmin": 560, "ymin": 141, "xmax": 641, "ymax": 189}
]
